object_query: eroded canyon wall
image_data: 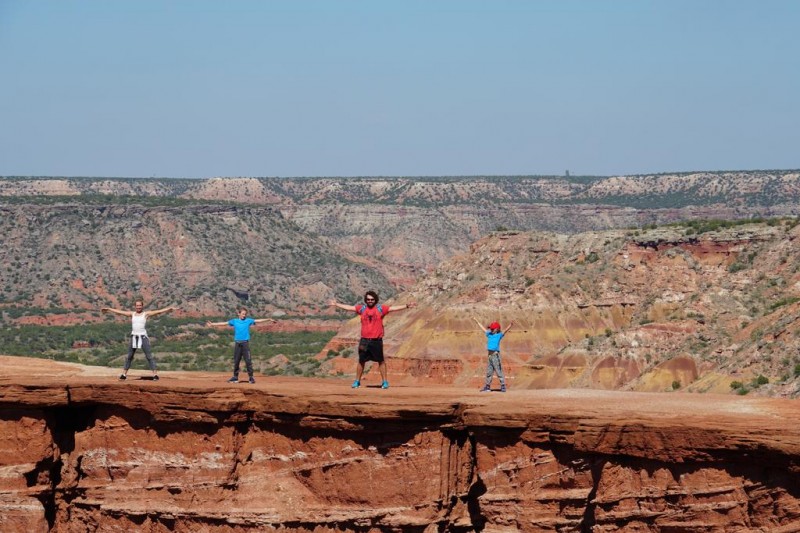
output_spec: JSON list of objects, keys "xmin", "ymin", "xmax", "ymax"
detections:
[
  {"xmin": 322, "ymin": 221, "xmax": 800, "ymax": 397},
  {"xmin": 1, "ymin": 358, "xmax": 799, "ymax": 532}
]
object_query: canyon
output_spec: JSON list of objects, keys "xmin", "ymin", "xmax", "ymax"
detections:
[
  {"xmin": 322, "ymin": 220, "xmax": 800, "ymax": 398},
  {"xmin": 2, "ymin": 172, "xmax": 799, "ymax": 297},
  {"xmin": 1, "ymin": 356, "xmax": 799, "ymax": 532},
  {"xmin": 2, "ymin": 176, "xmax": 800, "ymax": 397},
  {"xmin": 3, "ymin": 174, "xmax": 800, "ymax": 531}
]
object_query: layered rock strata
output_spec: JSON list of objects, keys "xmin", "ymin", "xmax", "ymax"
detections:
[
  {"xmin": 322, "ymin": 221, "xmax": 800, "ymax": 397},
  {"xmin": 1, "ymin": 357, "xmax": 799, "ymax": 532}
]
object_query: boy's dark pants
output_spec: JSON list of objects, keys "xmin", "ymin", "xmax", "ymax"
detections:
[{"xmin": 233, "ymin": 341, "xmax": 253, "ymax": 378}]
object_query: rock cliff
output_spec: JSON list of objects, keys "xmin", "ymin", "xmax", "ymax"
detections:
[
  {"xmin": 1, "ymin": 356, "xmax": 799, "ymax": 532},
  {"xmin": 0, "ymin": 358, "xmax": 800, "ymax": 532},
  {"xmin": 323, "ymin": 220, "xmax": 800, "ymax": 397}
]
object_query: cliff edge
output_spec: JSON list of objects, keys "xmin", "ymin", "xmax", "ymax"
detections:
[{"xmin": 1, "ymin": 356, "xmax": 799, "ymax": 532}]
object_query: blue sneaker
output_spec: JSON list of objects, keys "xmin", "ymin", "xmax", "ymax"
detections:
[
  {"xmin": 500, "ymin": 385, "xmax": 507, "ymax": 392},
  {"xmin": 381, "ymin": 381, "xmax": 389, "ymax": 389},
  {"xmin": 351, "ymin": 380, "xmax": 360, "ymax": 388},
  {"xmin": 479, "ymin": 386, "xmax": 490, "ymax": 392}
]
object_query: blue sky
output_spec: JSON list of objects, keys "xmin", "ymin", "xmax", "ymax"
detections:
[{"xmin": 1, "ymin": 1, "xmax": 798, "ymax": 178}]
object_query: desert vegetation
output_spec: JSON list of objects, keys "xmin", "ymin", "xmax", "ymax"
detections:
[{"xmin": 0, "ymin": 316, "xmax": 337, "ymax": 376}]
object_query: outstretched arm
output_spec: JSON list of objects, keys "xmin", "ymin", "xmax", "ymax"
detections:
[
  {"xmin": 329, "ymin": 300, "xmax": 356, "ymax": 312},
  {"xmin": 101, "ymin": 307, "xmax": 132, "ymax": 317},
  {"xmin": 254, "ymin": 318, "xmax": 277, "ymax": 324},
  {"xmin": 473, "ymin": 317, "xmax": 488, "ymax": 333},
  {"xmin": 391, "ymin": 302, "xmax": 417, "ymax": 312},
  {"xmin": 503, "ymin": 321, "xmax": 514, "ymax": 334},
  {"xmin": 206, "ymin": 320, "xmax": 230, "ymax": 327},
  {"xmin": 147, "ymin": 306, "xmax": 177, "ymax": 318}
]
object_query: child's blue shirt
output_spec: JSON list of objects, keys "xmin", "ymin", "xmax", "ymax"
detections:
[
  {"xmin": 485, "ymin": 331, "xmax": 505, "ymax": 351},
  {"xmin": 229, "ymin": 317, "xmax": 256, "ymax": 341}
]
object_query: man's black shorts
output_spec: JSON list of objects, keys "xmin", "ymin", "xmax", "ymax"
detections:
[{"xmin": 358, "ymin": 338, "xmax": 384, "ymax": 363}]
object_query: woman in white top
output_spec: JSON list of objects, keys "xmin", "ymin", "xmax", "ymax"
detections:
[{"xmin": 102, "ymin": 299, "xmax": 176, "ymax": 381}]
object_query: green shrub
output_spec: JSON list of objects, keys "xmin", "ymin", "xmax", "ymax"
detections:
[
  {"xmin": 769, "ymin": 297, "xmax": 800, "ymax": 312},
  {"xmin": 728, "ymin": 262, "xmax": 746, "ymax": 273},
  {"xmin": 671, "ymin": 380, "xmax": 681, "ymax": 390}
]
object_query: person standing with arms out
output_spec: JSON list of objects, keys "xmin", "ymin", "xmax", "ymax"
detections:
[
  {"xmin": 474, "ymin": 318, "xmax": 513, "ymax": 392},
  {"xmin": 329, "ymin": 291, "xmax": 416, "ymax": 389},
  {"xmin": 207, "ymin": 307, "xmax": 275, "ymax": 384},
  {"xmin": 101, "ymin": 299, "xmax": 177, "ymax": 381}
]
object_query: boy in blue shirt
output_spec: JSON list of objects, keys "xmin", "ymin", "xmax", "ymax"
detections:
[
  {"xmin": 207, "ymin": 308, "xmax": 275, "ymax": 384},
  {"xmin": 474, "ymin": 318, "xmax": 514, "ymax": 392}
]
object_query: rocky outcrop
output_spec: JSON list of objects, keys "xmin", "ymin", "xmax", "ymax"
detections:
[
  {"xmin": 322, "ymin": 221, "xmax": 800, "ymax": 397},
  {"xmin": 1, "ymin": 356, "xmax": 799, "ymax": 532}
]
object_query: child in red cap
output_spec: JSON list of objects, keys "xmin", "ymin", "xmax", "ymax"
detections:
[{"xmin": 474, "ymin": 318, "xmax": 514, "ymax": 392}]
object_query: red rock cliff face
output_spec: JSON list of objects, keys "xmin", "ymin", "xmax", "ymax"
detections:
[{"xmin": 1, "ymin": 357, "xmax": 800, "ymax": 532}]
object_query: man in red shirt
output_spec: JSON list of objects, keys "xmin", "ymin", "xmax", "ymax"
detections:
[{"xmin": 329, "ymin": 290, "xmax": 416, "ymax": 389}]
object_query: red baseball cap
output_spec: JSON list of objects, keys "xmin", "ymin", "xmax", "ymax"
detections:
[{"xmin": 489, "ymin": 322, "xmax": 501, "ymax": 330}]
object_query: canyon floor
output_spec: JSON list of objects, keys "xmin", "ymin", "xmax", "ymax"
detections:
[{"xmin": 2, "ymin": 355, "xmax": 800, "ymax": 532}]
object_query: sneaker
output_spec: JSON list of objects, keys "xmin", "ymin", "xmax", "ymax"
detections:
[
  {"xmin": 228, "ymin": 376, "xmax": 239, "ymax": 383},
  {"xmin": 153, "ymin": 375, "xmax": 159, "ymax": 381},
  {"xmin": 381, "ymin": 381, "xmax": 389, "ymax": 389},
  {"xmin": 119, "ymin": 374, "xmax": 127, "ymax": 380},
  {"xmin": 479, "ymin": 387, "xmax": 490, "ymax": 392},
  {"xmin": 248, "ymin": 377, "xmax": 256, "ymax": 384},
  {"xmin": 500, "ymin": 386, "xmax": 506, "ymax": 392},
  {"xmin": 351, "ymin": 380, "xmax": 360, "ymax": 388}
]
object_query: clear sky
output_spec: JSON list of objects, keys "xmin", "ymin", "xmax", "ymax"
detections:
[{"xmin": 1, "ymin": 1, "xmax": 798, "ymax": 178}]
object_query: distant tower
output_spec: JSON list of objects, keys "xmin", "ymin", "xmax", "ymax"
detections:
[{"xmin": 565, "ymin": 170, "xmax": 570, "ymax": 178}]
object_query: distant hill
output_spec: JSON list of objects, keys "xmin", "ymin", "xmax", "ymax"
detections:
[
  {"xmin": 2, "ymin": 170, "xmax": 799, "ymax": 208},
  {"xmin": 2, "ymin": 172, "xmax": 798, "ymax": 290},
  {"xmin": 0, "ymin": 203, "xmax": 392, "ymax": 316}
]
